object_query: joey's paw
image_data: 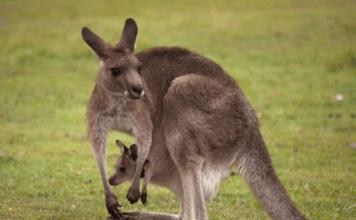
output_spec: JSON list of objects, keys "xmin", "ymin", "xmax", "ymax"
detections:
[
  {"xmin": 126, "ymin": 186, "xmax": 140, "ymax": 204},
  {"xmin": 140, "ymin": 192, "xmax": 147, "ymax": 205},
  {"xmin": 105, "ymin": 193, "xmax": 122, "ymax": 218}
]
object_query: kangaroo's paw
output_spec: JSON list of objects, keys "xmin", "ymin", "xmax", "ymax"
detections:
[
  {"xmin": 126, "ymin": 186, "xmax": 140, "ymax": 204},
  {"xmin": 140, "ymin": 191, "xmax": 147, "ymax": 205},
  {"xmin": 105, "ymin": 193, "xmax": 122, "ymax": 219}
]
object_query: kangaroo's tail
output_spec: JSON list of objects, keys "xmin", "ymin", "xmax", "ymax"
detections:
[{"xmin": 236, "ymin": 131, "xmax": 307, "ymax": 220}]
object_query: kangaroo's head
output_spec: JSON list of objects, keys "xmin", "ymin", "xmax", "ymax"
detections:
[
  {"xmin": 82, "ymin": 18, "xmax": 144, "ymax": 99},
  {"xmin": 109, "ymin": 140, "xmax": 138, "ymax": 186}
]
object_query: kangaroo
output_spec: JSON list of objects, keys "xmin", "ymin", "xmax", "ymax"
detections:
[
  {"xmin": 82, "ymin": 18, "xmax": 307, "ymax": 220},
  {"xmin": 109, "ymin": 140, "xmax": 151, "ymax": 205},
  {"xmin": 82, "ymin": 19, "xmax": 154, "ymax": 218}
]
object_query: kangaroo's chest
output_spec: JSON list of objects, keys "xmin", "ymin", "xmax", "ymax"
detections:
[{"xmin": 105, "ymin": 101, "xmax": 136, "ymax": 134}]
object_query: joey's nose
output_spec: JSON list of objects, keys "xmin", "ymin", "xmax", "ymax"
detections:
[
  {"xmin": 108, "ymin": 176, "xmax": 114, "ymax": 185},
  {"xmin": 129, "ymin": 85, "xmax": 144, "ymax": 99},
  {"xmin": 108, "ymin": 176, "xmax": 116, "ymax": 186}
]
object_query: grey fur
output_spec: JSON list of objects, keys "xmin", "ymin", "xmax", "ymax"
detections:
[
  {"xmin": 83, "ymin": 18, "xmax": 153, "ymax": 217},
  {"xmin": 83, "ymin": 18, "xmax": 307, "ymax": 220}
]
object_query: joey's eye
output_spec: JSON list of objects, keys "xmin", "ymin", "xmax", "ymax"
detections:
[
  {"xmin": 110, "ymin": 67, "xmax": 121, "ymax": 77},
  {"xmin": 119, "ymin": 167, "xmax": 126, "ymax": 173}
]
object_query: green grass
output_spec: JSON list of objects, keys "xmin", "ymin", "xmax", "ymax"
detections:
[{"xmin": 0, "ymin": 0, "xmax": 355, "ymax": 219}]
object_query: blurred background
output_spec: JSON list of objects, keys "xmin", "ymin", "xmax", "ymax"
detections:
[{"xmin": 0, "ymin": 0, "xmax": 355, "ymax": 219}]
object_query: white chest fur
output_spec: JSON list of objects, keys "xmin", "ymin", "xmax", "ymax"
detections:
[
  {"xmin": 201, "ymin": 165, "xmax": 231, "ymax": 201},
  {"xmin": 105, "ymin": 99, "xmax": 136, "ymax": 134}
]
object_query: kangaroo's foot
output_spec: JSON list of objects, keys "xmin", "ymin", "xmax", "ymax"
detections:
[{"xmin": 122, "ymin": 211, "xmax": 180, "ymax": 220}]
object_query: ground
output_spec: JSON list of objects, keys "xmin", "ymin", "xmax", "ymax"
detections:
[{"xmin": 0, "ymin": 0, "xmax": 355, "ymax": 219}]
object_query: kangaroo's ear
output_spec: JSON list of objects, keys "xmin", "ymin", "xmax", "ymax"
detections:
[
  {"xmin": 81, "ymin": 27, "xmax": 110, "ymax": 59},
  {"xmin": 129, "ymin": 144, "xmax": 138, "ymax": 161},
  {"xmin": 117, "ymin": 18, "xmax": 138, "ymax": 52},
  {"xmin": 116, "ymin": 139, "xmax": 129, "ymax": 155}
]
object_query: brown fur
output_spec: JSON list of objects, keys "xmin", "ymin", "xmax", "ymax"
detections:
[{"xmin": 82, "ymin": 18, "xmax": 306, "ymax": 220}]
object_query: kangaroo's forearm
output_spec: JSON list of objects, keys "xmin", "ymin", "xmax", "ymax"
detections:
[
  {"xmin": 134, "ymin": 137, "xmax": 151, "ymax": 179},
  {"xmin": 89, "ymin": 118, "xmax": 123, "ymax": 216},
  {"xmin": 89, "ymin": 126, "xmax": 112, "ymax": 194},
  {"xmin": 126, "ymin": 112, "xmax": 153, "ymax": 203},
  {"xmin": 131, "ymin": 111, "xmax": 153, "ymax": 181},
  {"xmin": 95, "ymin": 143, "xmax": 112, "ymax": 194},
  {"xmin": 88, "ymin": 112, "xmax": 112, "ymax": 194}
]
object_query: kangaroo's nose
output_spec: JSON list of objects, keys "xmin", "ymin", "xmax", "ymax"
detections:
[{"xmin": 129, "ymin": 85, "xmax": 144, "ymax": 99}]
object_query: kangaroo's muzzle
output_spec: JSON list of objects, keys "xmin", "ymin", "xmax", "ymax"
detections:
[{"xmin": 129, "ymin": 85, "xmax": 144, "ymax": 99}]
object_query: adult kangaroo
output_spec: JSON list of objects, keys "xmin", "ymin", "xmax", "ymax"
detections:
[{"xmin": 82, "ymin": 18, "xmax": 306, "ymax": 220}]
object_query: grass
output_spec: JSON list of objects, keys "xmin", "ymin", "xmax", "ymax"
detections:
[{"xmin": 0, "ymin": 0, "xmax": 355, "ymax": 219}]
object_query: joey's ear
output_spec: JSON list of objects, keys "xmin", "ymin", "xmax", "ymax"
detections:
[
  {"xmin": 129, "ymin": 144, "xmax": 138, "ymax": 161},
  {"xmin": 116, "ymin": 139, "xmax": 129, "ymax": 155},
  {"xmin": 117, "ymin": 18, "xmax": 138, "ymax": 52},
  {"xmin": 81, "ymin": 27, "xmax": 110, "ymax": 59}
]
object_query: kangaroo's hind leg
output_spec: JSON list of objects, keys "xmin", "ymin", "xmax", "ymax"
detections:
[
  {"xmin": 164, "ymin": 127, "xmax": 208, "ymax": 220},
  {"xmin": 162, "ymin": 74, "xmax": 236, "ymax": 220}
]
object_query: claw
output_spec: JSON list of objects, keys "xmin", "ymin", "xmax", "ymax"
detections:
[
  {"xmin": 106, "ymin": 193, "xmax": 122, "ymax": 219},
  {"xmin": 140, "ymin": 192, "xmax": 147, "ymax": 205}
]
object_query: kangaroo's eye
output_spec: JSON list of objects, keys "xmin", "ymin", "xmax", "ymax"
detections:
[
  {"xmin": 110, "ymin": 67, "xmax": 121, "ymax": 77},
  {"xmin": 137, "ymin": 65, "xmax": 142, "ymax": 74},
  {"xmin": 119, "ymin": 167, "xmax": 126, "ymax": 173}
]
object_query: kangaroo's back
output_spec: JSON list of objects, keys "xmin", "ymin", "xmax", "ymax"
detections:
[{"xmin": 136, "ymin": 47, "xmax": 239, "ymax": 109}]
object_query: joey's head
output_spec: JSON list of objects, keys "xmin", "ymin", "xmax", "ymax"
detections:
[
  {"xmin": 81, "ymin": 18, "xmax": 145, "ymax": 99},
  {"xmin": 108, "ymin": 140, "xmax": 138, "ymax": 186}
]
